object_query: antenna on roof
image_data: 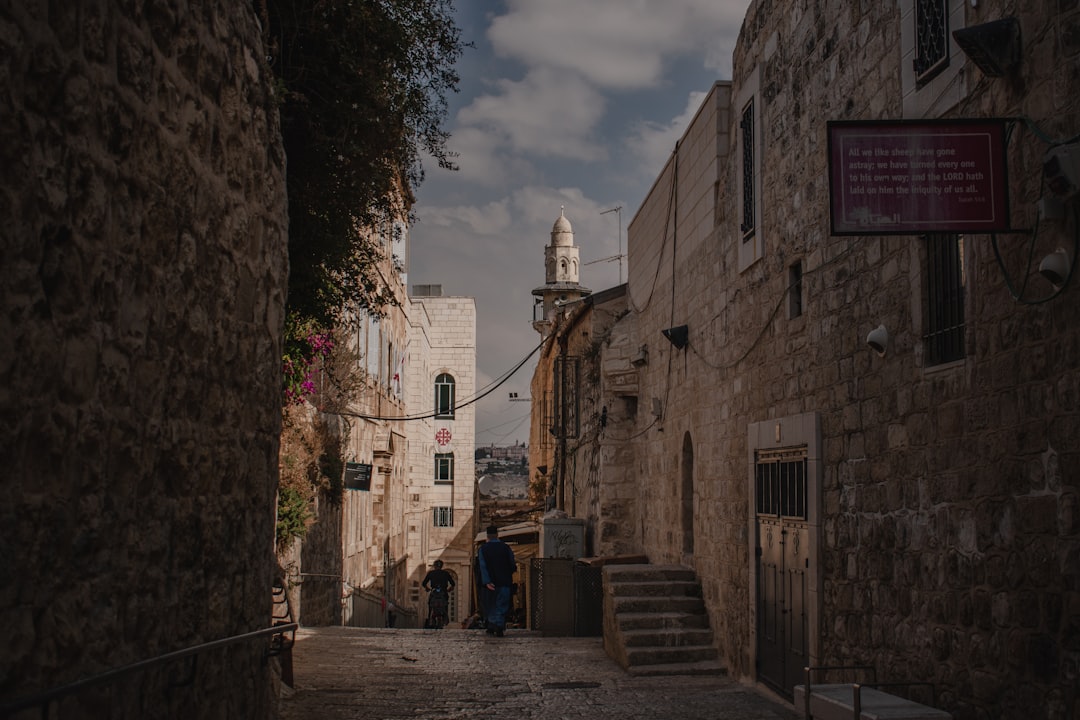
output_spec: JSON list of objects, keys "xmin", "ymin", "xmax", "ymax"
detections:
[{"xmin": 593, "ymin": 206, "xmax": 624, "ymax": 284}]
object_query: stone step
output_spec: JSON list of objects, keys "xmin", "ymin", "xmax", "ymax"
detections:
[
  {"xmin": 625, "ymin": 660, "xmax": 728, "ymax": 677},
  {"xmin": 604, "ymin": 564, "xmax": 697, "ymax": 583},
  {"xmin": 621, "ymin": 627, "xmax": 714, "ymax": 647},
  {"xmin": 606, "ymin": 579, "xmax": 703, "ymax": 598},
  {"xmin": 615, "ymin": 611, "xmax": 711, "ymax": 631},
  {"xmin": 611, "ymin": 594, "xmax": 706, "ymax": 615},
  {"xmin": 624, "ymin": 644, "xmax": 719, "ymax": 667}
]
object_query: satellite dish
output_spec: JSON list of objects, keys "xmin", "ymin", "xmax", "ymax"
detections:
[{"xmin": 477, "ymin": 475, "xmax": 493, "ymax": 495}]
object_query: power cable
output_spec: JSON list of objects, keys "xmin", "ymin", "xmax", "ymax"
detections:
[{"xmin": 336, "ymin": 338, "xmax": 547, "ymax": 421}]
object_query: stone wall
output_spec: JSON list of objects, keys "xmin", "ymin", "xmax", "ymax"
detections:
[
  {"xmin": 0, "ymin": 2, "xmax": 288, "ymax": 716},
  {"xmin": 608, "ymin": 1, "xmax": 1079, "ymax": 717}
]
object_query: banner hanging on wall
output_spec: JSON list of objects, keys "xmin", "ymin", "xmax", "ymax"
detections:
[{"xmin": 828, "ymin": 119, "xmax": 1010, "ymax": 235}]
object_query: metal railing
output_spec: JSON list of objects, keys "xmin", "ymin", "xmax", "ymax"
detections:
[{"xmin": 0, "ymin": 622, "xmax": 298, "ymax": 718}]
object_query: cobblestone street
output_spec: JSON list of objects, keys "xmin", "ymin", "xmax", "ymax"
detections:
[{"xmin": 278, "ymin": 627, "xmax": 801, "ymax": 720}]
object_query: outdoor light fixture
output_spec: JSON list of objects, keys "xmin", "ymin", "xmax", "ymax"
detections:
[
  {"xmin": 1044, "ymin": 142, "xmax": 1080, "ymax": 199},
  {"xmin": 952, "ymin": 17, "xmax": 1021, "ymax": 77},
  {"xmin": 662, "ymin": 325, "xmax": 689, "ymax": 349},
  {"xmin": 866, "ymin": 324, "xmax": 889, "ymax": 357},
  {"xmin": 1038, "ymin": 248, "xmax": 1072, "ymax": 287}
]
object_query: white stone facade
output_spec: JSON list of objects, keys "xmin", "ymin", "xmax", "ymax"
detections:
[{"xmin": 404, "ymin": 292, "xmax": 477, "ymax": 623}]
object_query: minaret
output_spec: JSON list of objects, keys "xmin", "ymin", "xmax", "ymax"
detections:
[{"xmin": 532, "ymin": 207, "xmax": 591, "ymax": 336}]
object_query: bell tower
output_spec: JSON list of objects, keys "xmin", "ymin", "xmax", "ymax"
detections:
[{"xmin": 532, "ymin": 208, "xmax": 591, "ymax": 336}]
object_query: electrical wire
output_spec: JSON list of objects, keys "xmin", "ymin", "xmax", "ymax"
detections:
[
  {"xmin": 336, "ymin": 338, "xmax": 547, "ymax": 421},
  {"xmin": 628, "ymin": 142, "xmax": 678, "ymax": 314},
  {"xmin": 689, "ymin": 240, "xmax": 858, "ymax": 370},
  {"xmin": 481, "ymin": 413, "xmax": 530, "ymax": 443},
  {"xmin": 989, "ymin": 118, "xmax": 1078, "ymax": 305}
]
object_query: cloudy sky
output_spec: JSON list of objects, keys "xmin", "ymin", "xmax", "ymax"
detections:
[{"xmin": 407, "ymin": 0, "xmax": 752, "ymax": 447}]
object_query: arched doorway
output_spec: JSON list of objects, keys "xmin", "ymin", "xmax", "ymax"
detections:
[{"xmin": 681, "ymin": 432, "xmax": 694, "ymax": 558}]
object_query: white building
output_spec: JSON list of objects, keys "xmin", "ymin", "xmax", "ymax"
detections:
[{"xmin": 404, "ymin": 285, "xmax": 477, "ymax": 624}]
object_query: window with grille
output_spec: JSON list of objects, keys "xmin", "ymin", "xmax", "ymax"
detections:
[
  {"xmin": 788, "ymin": 261, "xmax": 803, "ymax": 319},
  {"xmin": 914, "ymin": 0, "xmax": 949, "ymax": 85},
  {"xmin": 552, "ymin": 356, "xmax": 580, "ymax": 439},
  {"xmin": 925, "ymin": 234, "xmax": 965, "ymax": 365},
  {"xmin": 740, "ymin": 98, "xmax": 756, "ymax": 240},
  {"xmin": 433, "ymin": 506, "xmax": 453, "ymax": 527},
  {"xmin": 434, "ymin": 373, "xmax": 455, "ymax": 418},
  {"xmin": 434, "ymin": 453, "xmax": 454, "ymax": 484},
  {"xmin": 755, "ymin": 450, "xmax": 807, "ymax": 520}
]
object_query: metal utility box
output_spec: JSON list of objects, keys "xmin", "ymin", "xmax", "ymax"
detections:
[{"xmin": 540, "ymin": 517, "xmax": 585, "ymax": 559}]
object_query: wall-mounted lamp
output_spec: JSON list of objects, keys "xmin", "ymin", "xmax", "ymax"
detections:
[
  {"xmin": 1044, "ymin": 143, "xmax": 1080, "ymax": 199},
  {"xmin": 631, "ymin": 344, "xmax": 649, "ymax": 367},
  {"xmin": 952, "ymin": 17, "xmax": 1021, "ymax": 77},
  {"xmin": 866, "ymin": 324, "xmax": 889, "ymax": 357},
  {"xmin": 662, "ymin": 325, "xmax": 689, "ymax": 349},
  {"xmin": 1038, "ymin": 248, "xmax": 1073, "ymax": 287}
]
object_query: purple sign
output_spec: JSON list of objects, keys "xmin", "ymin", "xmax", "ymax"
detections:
[{"xmin": 828, "ymin": 120, "xmax": 1010, "ymax": 235}]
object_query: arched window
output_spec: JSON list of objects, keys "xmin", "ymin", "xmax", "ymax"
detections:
[{"xmin": 435, "ymin": 373, "xmax": 455, "ymax": 418}]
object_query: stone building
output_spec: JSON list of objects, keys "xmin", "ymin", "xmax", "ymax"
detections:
[
  {"xmin": 404, "ymin": 288, "xmax": 478, "ymax": 625},
  {"xmin": 551, "ymin": 1, "xmax": 1079, "ymax": 718},
  {"xmin": 277, "ymin": 213, "xmax": 414, "ymax": 627},
  {"xmin": 278, "ymin": 275, "xmax": 478, "ymax": 628},
  {"xmin": 1, "ymin": 2, "xmax": 288, "ymax": 716}
]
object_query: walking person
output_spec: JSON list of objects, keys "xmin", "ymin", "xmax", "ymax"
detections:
[{"xmin": 477, "ymin": 524, "xmax": 516, "ymax": 637}]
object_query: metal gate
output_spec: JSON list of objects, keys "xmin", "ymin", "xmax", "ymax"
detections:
[
  {"xmin": 755, "ymin": 448, "xmax": 810, "ymax": 698},
  {"xmin": 529, "ymin": 558, "xmax": 603, "ymax": 636}
]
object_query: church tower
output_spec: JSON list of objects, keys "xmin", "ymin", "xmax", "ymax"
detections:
[{"xmin": 532, "ymin": 207, "xmax": 591, "ymax": 336}]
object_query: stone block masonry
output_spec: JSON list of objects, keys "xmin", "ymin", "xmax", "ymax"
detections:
[{"xmin": 0, "ymin": 2, "xmax": 288, "ymax": 717}]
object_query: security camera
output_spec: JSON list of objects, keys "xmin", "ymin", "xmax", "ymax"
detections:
[
  {"xmin": 1038, "ymin": 248, "xmax": 1072, "ymax": 287},
  {"xmin": 1044, "ymin": 143, "xmax": 1080, "ymax": 199},
  {"xmin": 866, "ymin": 324, "xmax": 888, "ymax": 356}
]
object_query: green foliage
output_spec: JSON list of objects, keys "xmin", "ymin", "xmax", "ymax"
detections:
[
  {"xmin": 258, "ymin": 0, "xmax": 467, "ymax": 329},
  {"xmin": 276, "ymin": 485, "xmax": 313, "ymax": 549}
]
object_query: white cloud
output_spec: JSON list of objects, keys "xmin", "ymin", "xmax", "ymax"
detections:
[
  {"xmin": 625, "ymin": 89, "xmax": 711, "ymax": 187},
  {"xmin": 457, "ymin": 68, "xmax": 607, "ymax": 161},
  {"xmin": 488, "ymin": 0, "xmax": 748, "ymax": 89}
]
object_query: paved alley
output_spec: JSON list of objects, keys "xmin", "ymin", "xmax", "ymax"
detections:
[{"xmin": 278, "ymin": 626, "xmax": 801, "ymax": 720}]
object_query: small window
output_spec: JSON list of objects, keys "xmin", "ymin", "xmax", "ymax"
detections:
[
  {"xmin": 433, "ymin": 506, "xmax": 453, "ymax": 527},
  {"xmin": 740, "ymin": 98, "xmax": 756, "ymax": 240},
  {"xmin": 914, "ymin": 0, "xmax": 949, "ymax": 85},
  {"xmin": 434, "ymin": 373, "xmax": 455, "ymax": 418},
  {"xmin": 924, "ymin": 234, "xmax": 965, "ymax": 365},
  {"xmin": 435, "ymin": 453, "xmax": 454, "ymax": 484},
  {"xmin": 788, "ymin": 261, "xmax": 803, "ymax": 319},
  {"xmin": 755, "ymin": 453, "xmax": 807, "ymax": 520}
]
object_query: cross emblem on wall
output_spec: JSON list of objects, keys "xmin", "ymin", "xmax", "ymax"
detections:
[{"xmin": 435, "ymin": 428, "xmax": 452, "ymax": 446}]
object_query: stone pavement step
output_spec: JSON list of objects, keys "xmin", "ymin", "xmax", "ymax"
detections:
[
  {"xmin": 278, "ymin": 626, "xmax": 801, "ymax": 720},
  {"xmin": 625, "ymin": 660, "xmax": 728, "ymax": 677},
  {"xmin": 624, "ymin": 643, "xmax": 719, "ymax": 666},
  {"xmin": 621, "ymin": 626, "xmax": 715, "ymax": 647},
  {"xmin": 615, "ymin": 610, "xmax": 712, "ymax": 630}
]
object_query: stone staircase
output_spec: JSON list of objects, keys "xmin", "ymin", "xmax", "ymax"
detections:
[{"xmin": 602, "ymin": 564, "xmax": 725, "ymax": 677}]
